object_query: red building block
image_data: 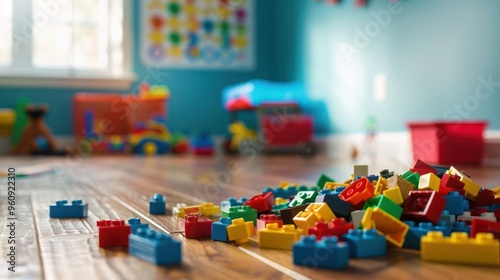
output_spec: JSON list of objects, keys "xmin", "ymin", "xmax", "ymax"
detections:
[
  {"xmin": 179, "ymin": 213, "xmax": 213, "ymax": 238},
  {"xmin": 402, "ymin": 191, "xmax": 446, "ymax": 224},
  {"xmin": 96, "ymin": 219, "xmax": 131, "ymax": 248},
  {"xmin": 244, "ymin": 192, "xmax": 275, "ymax": 213},
  {"xmin": 471, "ymin": 219, "xmax": 500, "ymax": 238},
  {"xmin": 471, "ymin": 206, "xmax": 489, "ymax": 217},
  {"xmin": 308, "ymin": 218, "xmax": 354, "ymax": 241},
  {"xmin": 339, "ymin": 177, "xmax": 374, "ymax": 207},
  {"xmin": 495, "ymin": 209, "xmax": 500, "ymax": 221},
  {"xmin": 257, "ymin": 214, "xmax": 283, "ymax": 231},
  {"xmin": 410, "ymin": 159, "xmax": 437, "ymax": 176},
  {"xmin": 440, "ymin": 173, "xmax": 465, "ymax": 192},
  {"xmin": 476, "ymin": 189, "xmax": 495, "ymax": 206}
]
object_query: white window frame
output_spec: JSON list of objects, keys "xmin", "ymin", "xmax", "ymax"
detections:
[{"xmin": 0, "ymin": 0, "xmax": 136, "ymax": 90}]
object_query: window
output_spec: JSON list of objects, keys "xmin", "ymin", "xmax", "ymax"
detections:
[{"xmin": 0, "ymin": 0, "xmax": 134, "ymax": 89}]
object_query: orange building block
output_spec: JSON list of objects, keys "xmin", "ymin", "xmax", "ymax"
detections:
[{"xmin": 361, "ymin": 207, "xmax": 409, "ymax": 247}]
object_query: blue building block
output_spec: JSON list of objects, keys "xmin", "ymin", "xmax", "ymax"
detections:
[
  {"xmin": 451, "ymin": 221, "xmax": 471, "ymax": 235},
  {"xmin": 444, "ymin": 191, "xmax": 465, "ymax": 215},
  {"xmin": 366, "ymin": 174, "xmax": 380, "ymax": 182},
  {"xmin": 49, "ymin": 200, "xmax": 88, "ymax": 218},
  {"xmin": 403, "ymin": 221, "xmax": 452, "ymax": 250},
  {"xmin": 128, "ymin": 217, "xmax": 149, "ymax": 234},
  {"xmin": 149, "ymin": 193, "xmax": 166, "ymax": 215},
  {"xmin": 293, "ymin": 235, "xmax": 349, "ymax": 270},
  {"xmin": 129, "ymin": 228, "xmax": 181, "ymax": 265},
  {"xmin": 191, "ymin": 133, "xmax": 214, "ymax": 149},
  {"xmin": 315, "ymin": 192, "xmax": 351, "ymax": 219},
  {"xmin": 211, "ymin": 217, "xmax": 232, "ymax": 242},
  {"xmin": 221, "ymin": 197, "xmax": 248, "ymax": 212},
  {"xmin": 342, "ymin": 229, "xmax": 386, "ymax": 258},
  {"xmin": 438, "ymin": 210, "xmax": 456, "ymax": 227}
]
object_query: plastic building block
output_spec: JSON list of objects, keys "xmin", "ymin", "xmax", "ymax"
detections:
[
  {"xmin": 258, "ymin": 224, "xmax": 303, "ymax": 250},
  {"xmin": 363, "ymin": 195, "xmax": 403, "ymax": 219},
  {"xmin": 471, "ymin": 206, "xmax": 489, "ymax": 216},
  {"xmin": 222, "ymin": 205, "xmax": 257, "ymax": 224},
  {"xmin": 403, "ymin": 171, "xmax": 420, "ymax": 188},
  {"xmin": 410, "ymin": 159, "xmax": 437, "ymax": 175},
  {"xmin": 293, "ymin": 235, "xmax": 349, "ymax": 270},
  {"xmin": 476, "ymin": 189, "xmax": 495, "ymax": 206},
  {"xmin": 196, "ymin": 203, "xmax": 220, "ymax": 217},
  {"xmin": 421, "ymin": 231, "xmax": 500, "ymax": 266},
  {"xmin": 257, "ymin": 214, "xmax": 283, "ymax": 231},
  {"xmin": 129, "ymin": 228, "xmax": 181, "ymax": 265},
  {"xmin": 448, "ymin": 167, "xmax": 481, "ymax": 200},
  {"xmin": 342, "ymin": 229, "xmax": 386, "ymax": 258},
  {"xmin": 173, "ymin": 203, "xmax": 188, "ymax": 218},
  {"xmin": 373, "ymin": 177, "xmax": 388, "ymax": 196},
  {"xmin": 361, "ymin": 207, "xmax": 409, "ymax": 247},
  {"xmin": 315, "ymin": 192, "xmax": 351, "ymax": 219},
  {"xmin": 403, "ymin": 221, "xmax": 451, "ymax": 250},
  {"xmin": 128, "ymin": 217, "xmax": 149, "ymax": 234},
  {"xmin": 280, "ymin": 204, "xmax": 310, "ymax": 225},
  {"xmin": 149, "ymin": 193, "xmax": 166, "ymax": 215},
  {"xmin": 323, "ymin": 182, "xmax": 348, "ymax": 191},
  {"xmin": 383, "ymin": 186, "xmax": 403, "ymax": 206},
  {"xmin": 438, "ymin": 211, "xmax": 455, "ymax": 227},
  {"xmin": 366, "ymin": 174, "xmax": 379, "ymax": 182},
  {"xmin": 96, "ymin": 219, "xmax": 131, "ymax": 248},
  {"xmin": 444, "ymin": 191, "xmax": 465, "ymax": 215},
  {"xmin": 386, "ymin": 175, "xmax": 415, "ymax": 200},
  {"xmin": 227, "ymin": 218, "xmax": 253, "ymax": 245},
  {"xmin": 451, "ymin": 221, "xmax": 471, "ymax": 235},
  {"xmin": 289, "ymin": 191, "xmax": 318, "ymax": 207},
  {"xmin": 243, "ymin": 192, "xmax": 274, "ymax": 213},
  {"xmin": 439, "ymin": 172, "xmax": 465, "ymax": 195},
  {"xmin": 305, "ymin": 203, "xmax": 335, "ymax": 221},
  {"xmin": 293, "ymin": 211, "xmax": 318, "ymax": 230},
  {"xmin": 471, "ymin": 218, "xmax": 500, "ymax": 238},
  {"xmin": 178, "ymin": 213, "xmax": 213, "ymax": 238},
  {"xmin": 350, "ymin": 210, "xmax": 365, "ymax": 229},
  {"xmin": 49, "ymin": 200, "xmax": 88, "ymax": 218},
  {"xmin": 457, "ymin": 211, "xmax": 497, "ymax": 225},
  {"xmin": 272, "ymin": 198, "xmax": 290, "ymax": 215},
  {"xmin": 353, "ymin": 165, "xmax": 368, "ymax": 178},
  {"xmin": 379, "ymin": 169, "xmax": 394, "ymax": 179},
  {"xmin": 417, "ymin": 173, "xmax": 440, "ymax": 192},
  {"xmin": 339, "ymin": 177, "xmax": 375, "ymax": 208},
  {"xmin": 317, "ymin": 174, "xmax": 335, "ymax": 189},
  {"xmin": 308, "ymin": 218, "xmax": 354, "ymax": 240},
  {"xmin": 212, "ymin": 217, "xmax": 232, "ymax": 242},
  {"xmin": 221, "ymin": 197, "xmax": 248, "ymax": 213},
  {"xmin": 402, "ymin": 191, "xmax": 446, "ymax": 224}
]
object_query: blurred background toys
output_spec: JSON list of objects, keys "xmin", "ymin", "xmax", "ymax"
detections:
[
  {"xmin": 0, "ymin": 108, "xmax": 15, "ymax": 137},
  {"xmin": 129, "ymin": 117, "xmax": 171, "ymax": 155},
  {"xmin": 191, "ymin": 133, "xmax": 215, "ymax": 156}
]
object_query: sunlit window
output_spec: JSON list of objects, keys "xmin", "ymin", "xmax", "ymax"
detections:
[{"xmin": 0, "ymin": 0, "xmax": 13, "ymax": 66}]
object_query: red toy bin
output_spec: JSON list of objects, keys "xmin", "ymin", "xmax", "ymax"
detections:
[
  {"xmin": 407, "ymin": 121, "xmax": 487, "ymax": 165},
  {"xmin": 122, "ymin": 95, "xmax": 167, "ymax": 131}
]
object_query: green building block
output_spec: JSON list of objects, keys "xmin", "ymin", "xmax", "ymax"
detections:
[
  {"xmin": 11, "ymin": 98, "xmax": 30, "ymax": 146},
  {"xmin": 403, "ymin": 171, "xmax": 420, "ymax": 187},
  {"xmin": 362, "ymin": 195, "xmax": 403, "ymax": 219},
  {"xmin": 289, "ymin": 191, "xmax": 318, "ymax": 208},
  {"xmin": 222, "ymin": 205, "xmax": 257, "ymax": 224},
  {"xmin": 317, "ymin": 174, "xmax": 335, "ymax": 189}
]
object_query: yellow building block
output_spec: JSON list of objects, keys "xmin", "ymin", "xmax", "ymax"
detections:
[
  {"xmin": 448, "ymin": 167, "xmax": 481, "ymax": 199},
  {"xmin": 279, "ymin": 181, "xmax": 298, "ymax": 188},
  {"xmin": 258, "ymin": 224, "xmax": 304, "ymax": 250},
  {"xmin": 198, "ymin": 203, "xmax": 220, "ymax": 217},
  {"xmin": 305, "ymin": 203, "xmax": 336, "ymax": 222},
  {"xmin": 323, "ymin": 182, "xmax": 349, "ymax": 190},
  {"xmin": 492, "ymin": 186, "xmax": 500, "ymax": 194},
  {"xmin": 227, "ymin": 218, "xmax": 252, "ymax": 245},
  {"xmin": 361, "ymin": 207, "xmax": 409, "ymax": 247},
  {"xmin": 374, "ymin": 177, "xmax": 388, "ymax": 195},
  {"xmin": 275, "ymin": 197, "xmax": 289, "ymax": 205},
  {"xmin": 383, "ymin": 187, "xmax": 404, "ymax": 206},
  {"xmin": 421, "ymin": 231, "xmax": 500, "ymax": 266},
  {"xmin": 293, "ymin": 211, "xmax": 318, "ymax": 230},
  {"xmin": 418, "ymin": 173, "xmax": 441, "ymax": 191}
]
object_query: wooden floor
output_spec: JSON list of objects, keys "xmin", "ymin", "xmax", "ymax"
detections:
[{"xmin": 1, "ymin": 154, "xmax": 500, "ymax": 280}]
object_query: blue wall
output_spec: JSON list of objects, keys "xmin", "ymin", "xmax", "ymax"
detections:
[
  {"xmin": 288, "ymin": 0, "xmax": 500, "ymax": 133},
  {"xmin": 0, "ymin": 0, "xmax": 280, "ymax": 136}
]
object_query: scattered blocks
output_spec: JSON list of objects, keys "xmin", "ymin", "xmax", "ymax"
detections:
[
  {"xmin": 339, "ymin": 177, "xmax": 375, "ymax": 208},
  {"xmin": 222, "ymin": 205, "xmax": 257, "ymax": 224},
  {"xmin": 439, "ymin": 172, "xmax": 465, "ymax": 195},
  {"xmin": 293, "ymin": 203, "xmax": 336, "ymax": 230},
  {"xmin": 280, "ymin": 204, "xmax": 310, "ymax": 226},
  {"xmin": 96, "ymin": 219, "xmax": 131, "ymax": 248},
  {"xmin": 417, "ymin": 173, "xmax": 440, "ymax": 192},
  {"xmin": 149, "ymin": 193, "xmax": 166, "ymax": 215},
  {"xmin": 363, "ymin": 195, "xmax": 403, "ymax": 219},
  {"xmin": 317, "ymin": 174, "xmax": 335, "ymax": 189},
  {"xmin": 258, "ymin": 224, "xmax": 304, "ymax": 250},
  {"xmin": 173, "ymin": 203, "xmax": 188, "ymax": 218},
  {"xmin": 451, "ymin": 222, "xmax": 471, "ymax": 235},
  {"xmin": 383, "ymin": 186, "xmax": 404, "ymax": 206},
  {"xmin": 448, "ymin": 166, "xmax": 481, "ymax": 200},
  {"xmin": 129, "ymin": 228, "xmax": 181, "ymax": 265},
  {"xmin": 379, "ymin": 169, "xmax": 394, "ymax": 179},
  {"xmin": 243, "ymin": 192, "xmax": 274, "ymax": 213},
  {"xmin": 361, "ymin": 207, "xmax": 409, "ymax": 247},
  {"xmin": 211, "ymin": 217, "xmax": 232, "ymax": 242},
  {"xmin": 315, "ymin": 192, "xmax": 351, "ymax": 219},
  {"xmin": 403, "ymin": 221, "xmax": 451, "ymax": 250},
  {"xmin": 179, "ymin": 213, "xmax": 213, "ymax": 238},
  {"xmin": 227, "ymin": 218, "xmax": 254, "ymax": 245},
  {"xmin": 293, "ymin": 235, "xmax": 349, "ymax": 270},
  {"xmin": 471, "ymin": 218, "xmax": 500, "ymax": 238},
  {"xmin": 257, "ymin": 214, "xmax": 283, "ymax": 232},
  {"xmin": 444, "ymin": 191, "xmax": 465, "ymax": 215},
  {"xmin": 342, "ymin": 229, "xmax": 386, "ymax": 258},
  {"xmin": 49, "ymin": 200, "xmax": 88, "ymax": 218},
  {"xmin": 421, "ymin": 231, "xmax": 500, "ymax": 266},
  {"xmin": 410, "ymin": 159, "xmax": 437, "ymax": 176},
  {"xmin": 402, "ymin": 191, "xmax": 446, "ymax": 224},
  {"xmin": 128, "ymin": 217, "xmax": 149, "ymax": 234},
  {"xmin": 350, "ymin": 210, "xmax": 366, "ymax": 229},
  {"xmin": 403, "ymin": 171, "xmax": 420, "ymax": 188},
  {"xmin": 387, "ymin": 175, "xmax": 415, "ymax": 200},
  {"xmin": 289, "ymin": 191, "xmax": 318, "ymax": 207},
  {"xmin": 373, "ymin": 177, "xmax": 388, "ymax": 196},
  {"xmin": 353, "ymin": 165, "xmax": 368, "ymax": 178},
  {"xmin": 221, "ymin": 197, "xmax": 248, "ymax": 213},
  {"xmin": 308, "ymin": 218, "xmax": 354, "ymax": 241},
  {"xmin": 438, "ymin": 210, "xmax": 455, "ymax": 227},
  {"xmin": 476, "ymin": 189, "xmax": 496, "ymax": 207}
]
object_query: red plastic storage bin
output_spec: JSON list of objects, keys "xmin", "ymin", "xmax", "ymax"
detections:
[{"xmin": 408, "ymin": 121, "xmax": 487, "ymax": 165}]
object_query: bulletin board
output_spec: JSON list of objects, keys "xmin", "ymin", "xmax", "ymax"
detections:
[{"xmin": 141, "ymin": 0, "xmax": 255, "ymax": 70}]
